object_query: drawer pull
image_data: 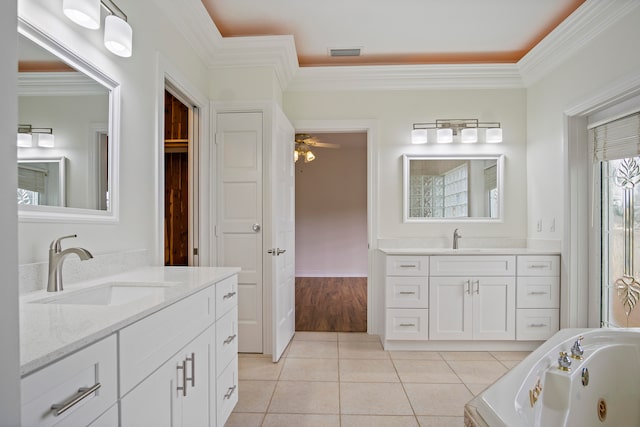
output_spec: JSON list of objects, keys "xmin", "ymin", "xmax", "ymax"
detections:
[
  {"xmin": 223, "ymin": 291, "xmax": 237, "ymax": 300},
  {"xmin": 528, "ymin": 323, "xmax": 548, "ymax": 328},
  {"xmin": 528, "ymin": 291, "xmax": 548, "ymax": 295},
  {"xmin": 399, "ymin": 291, "xmax": 416, "ymax": 295},
  {"xmin": 399, "ymin": 323, "xmax": 416, "ymax": 327},
  {"xmin": 186, "ymin": 353, "xmax": 195, "ymax": 388},
  {"xmin": 177, "ymin": 360, "xmax": 188, "ymax": 396},
  {"xmin": 224, "ymin": 385, "xmax": 237, "ymax": 400},
  {"xmin": 223, "ymin": 334, "xmax": 237, "ymax": 345},
  {"xmin": 399, "ymin": 264, "xmax": 417, "ymax": 268},
  {"xmin": 51, "ymin": 383, "xmax": 101, "ymax": 416},
  {"xmin": 528, "ymin": 265, "xmax": 549, "ymax": 269}
]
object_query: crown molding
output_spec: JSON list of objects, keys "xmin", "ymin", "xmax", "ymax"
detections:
[
  {"xmin": 18, "ymin": 72, "xmax": 107, "ymax": 96},
  {"xmin": 518, "ymin": 0, "xmax": 640, "ymax": 87}
]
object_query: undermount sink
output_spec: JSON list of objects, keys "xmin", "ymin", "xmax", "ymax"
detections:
[{"xmin": 32, "ymin": 281, "xmax": 179, "ymax": 306}]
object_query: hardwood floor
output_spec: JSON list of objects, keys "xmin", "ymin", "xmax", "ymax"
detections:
[{"xmin": 295, "ymin": 277, "xmax": 367, "ymax": 332}]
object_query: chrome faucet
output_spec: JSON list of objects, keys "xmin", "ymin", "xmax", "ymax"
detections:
[
  {"xmin": 453, "ymin": 228, "xmax": 462, "ymax": 249},
  {"xmin": 558, "ymin": 351, "xmax": 572, "ymax": 372},
  {"xmin": 571, "ymin": 336, "xmax": 584, "ymax": 360},
  {"xmin": 47, "ymin": 234, "xmax": 93, "ymax": 292}
]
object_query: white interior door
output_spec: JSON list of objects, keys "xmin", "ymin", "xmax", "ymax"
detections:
[
  {"xmin": 271, "ymin": 109, "xmax": 295, "ymax": 362},
  {"xmin": 216, "ymin": 112, "xmax": 263, "ymax": 353}
]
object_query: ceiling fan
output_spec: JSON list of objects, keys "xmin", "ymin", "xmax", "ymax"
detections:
[{"xmin": 294, "ymin": 133, "xmax": 340, "ymax": 163}]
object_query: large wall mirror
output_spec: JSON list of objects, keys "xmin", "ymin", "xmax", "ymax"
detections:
[
  {"xmin": 403, "ymin": 154, "xmax": 504, "ymax": 222},
  {"xmin": 17, "ymin": 19, "xmax": 119, "ymax": 222}
]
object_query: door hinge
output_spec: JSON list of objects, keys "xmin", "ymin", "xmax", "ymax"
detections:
[{"xmin": 193, "ymin": 248, "xmax": 198, "ymax": 256}]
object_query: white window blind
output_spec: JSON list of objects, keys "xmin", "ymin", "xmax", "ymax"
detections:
[
  {"xmin": 18, "ymin": 165, "xmax": 46, "ymax": 194},
  {"xmin": 484, "ymin": 164, "xmax": 497, "ymax": 190},
  {"xmin": 592, "ymin": 111, "xmax": 640, "ymax": 162}
]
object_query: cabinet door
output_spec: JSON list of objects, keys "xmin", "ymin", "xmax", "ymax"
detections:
[
  {"xmin": 179, "ymin": 329, "xmax": 212, "ymax": 427},
  {"xmin": 429, "ymin": 277, "xmax": 472, "ymax": 340},
  {"xmin": 472, "ymin": 277, "xmax": 515, "ymax": 340}
]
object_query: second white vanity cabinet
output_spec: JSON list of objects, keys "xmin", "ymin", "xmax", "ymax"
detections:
[{"xmin": 429, "ymin": 256, "xmax": 516, "ymax": 340}]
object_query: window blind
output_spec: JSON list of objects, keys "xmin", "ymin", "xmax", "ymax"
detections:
[
  {"xmin": 592, "ymin": 111, "xmax": 640, "ymax": 162},
  {"xmin": 484, "ymin": 164, "xmax": 497, "ymax": 191},
  {"xmin": 18, "ymin": 165, "xmax": 46, "ymax": 194}
]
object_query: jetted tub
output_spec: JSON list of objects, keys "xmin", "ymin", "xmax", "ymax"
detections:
[{"xmin": 465, "ymin": 328, "xmax": 640, "ymax": 427}]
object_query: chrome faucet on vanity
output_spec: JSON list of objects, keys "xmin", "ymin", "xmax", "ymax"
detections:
[
  {"xmin": 47, "ymin": 234, "xmax": 93, "ymax": 292},
  {"xmin": 453, "ymin": 228, "xmax": 462, "ymax": 249}
]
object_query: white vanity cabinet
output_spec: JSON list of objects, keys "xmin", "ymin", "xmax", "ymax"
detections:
[
  {"xmin": 429, "ymin": 256, "xmax": 516, "ymax": 341},
  {"xmin": 384, "ymin": 255, "xmax": 429, "ymax": 340},
  {"xmin": 21, "ymin": 335, "xmax": 117, "ymax": 427},
  {"xmin": 516, "ymin": 255, "xmax": 560, "ymax": 340}
]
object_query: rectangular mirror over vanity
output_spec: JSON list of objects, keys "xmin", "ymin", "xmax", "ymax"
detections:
[{"xmin": 403, "ymin": 155, "xmax": 504, "ymax": 222}]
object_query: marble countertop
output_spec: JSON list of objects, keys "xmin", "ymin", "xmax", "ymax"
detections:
[
  {"xmin": 19, "ymin": 266, "xmax": 240, "ymax": 376},
  {"xmin": 378, "ymin": 248, "xmax": 561, "ymax": 255}
]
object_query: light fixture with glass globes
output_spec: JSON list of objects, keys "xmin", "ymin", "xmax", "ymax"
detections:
[
  {"xmin": 411, "ymin": 119, "xmax": 502, "ymax": 144},
  {"xmin": 62, "ymin": 0, "xmax": 133, "ymax": 58},
  {"xmin": 17, "ymin": 125, "xmax": 55, "ymax": 148},
  {"xmin": 294, "ymin": 145, "xmax": 316, "ymax": 163}
]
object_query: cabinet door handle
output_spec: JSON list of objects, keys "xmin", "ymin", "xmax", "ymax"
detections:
[
  {"xmin": 465, "ymin": 280, "xmax": 471, "ymax": 295},
  {"xmin": 51, "ymin": 383, "xmax": 101, "ymax": 416},
  {"xmin": 186, "ymin": 353, "xmax": 195, "ymax": 388},
  {"xmin": 399, "ymin": 291, "xmax": 416, "ymax": 295},
  {"xmin": 528, "ymin": 323, "xmax": 548, "ymax": 328},
  {"xmin": 474, "ymin": 280, "xmax": 480, "ymax": 294},
  {"xmin": 224, "ymin": 334, "xmax": 237, "ymax": 345},
  {"xmin": 223, "ymin": 291, "xmax": 236, "ymax": 300},
  {"xmin": 224, "ymin": 385, "xmax": 237, "ymax": 400},
  {"xmin": 177, "ymin": 360, "xmax": 188, "ymax": 396},
  {"xmin": 399, "ymin": 323, "xmax": 416, "ymax": 327}
]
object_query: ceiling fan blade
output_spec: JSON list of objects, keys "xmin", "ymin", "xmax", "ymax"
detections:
[{"xmin": 312, "ymin": 142, "xmax": 340, "ymax": 148}]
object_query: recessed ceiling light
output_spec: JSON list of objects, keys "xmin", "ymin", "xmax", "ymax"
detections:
[{"xmin": 329, "ymin": 48, "xmax": 361, "ymax": 57}]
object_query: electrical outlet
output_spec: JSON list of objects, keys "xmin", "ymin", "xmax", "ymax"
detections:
[{"xmin": 550, "ymin": 218, "xmax": 556, "ymax": 232}]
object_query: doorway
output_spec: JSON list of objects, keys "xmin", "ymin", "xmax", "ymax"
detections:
[
  {"xmin": 164, "ymin": 88, "xmax": 199, "ymax": 266},
  {"xmin": 294, "ymin": 131, "xmax": 368, "ymax": 332}
]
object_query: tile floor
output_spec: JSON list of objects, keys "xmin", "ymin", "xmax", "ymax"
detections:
[{"xmin": 225, "ymin": 332, "xmax": 529, "ymax": 427}]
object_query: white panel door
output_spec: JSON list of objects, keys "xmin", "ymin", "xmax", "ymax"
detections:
[
  {"xmin": 270, "ymin": 108, "xmax": 295, "ymax": 362},
  {"xmin": 217, "ymin": 112, "xmax": 263, "ymax": 353},
  {"xmin": 473, "ymin": 277, "xmax": 515, "ymax": 340},
  {"xmin": 429, "ymin": 277, "xmax": 473, "ymax": 340}
]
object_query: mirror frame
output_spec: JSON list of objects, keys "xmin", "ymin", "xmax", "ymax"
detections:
[
  {"xmin": 17, "ymin": 18, "xmax": 120, "ymax": 223},
  {"xmin": 402, "ymin": 154, "xmax": 504, "ymax": 223}
]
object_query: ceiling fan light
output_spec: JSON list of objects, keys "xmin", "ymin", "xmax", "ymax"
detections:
[
  {"xmin": 104, "ymin": 15, "xmax": 133, "ymax": 57},
  {"xmin": 294, "ymin": 149, "xmax": 299, "ymax": 162},
  {"xmin": 411, "ymin": 128, "xmax": 428, "ymax": 144},
  {"xmin": 486, "ymin": 127, "xmax": 503, "ymax": 143},
  {"xmin": 63, "ymin": 0, "xmax": 101, "ymax": 29},
  {"xmin": 437, "ymin": 128, "xmax": 453, "ymax": 143},
  {"xmin": 305, "ymin": 150, "xmax": 315, "ymax": 162},
  {"xmin": 460, "ymin": 128, "xmax": 478, "ymax": 143}
]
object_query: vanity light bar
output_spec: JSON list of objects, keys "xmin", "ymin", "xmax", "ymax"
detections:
[
  {"xmin": 411, "ymin": 119, "xmax": 502, "ymax": 144},
  {"xmin": 17, "ymin": 124, "xmax": 55, "ymax": 148}
]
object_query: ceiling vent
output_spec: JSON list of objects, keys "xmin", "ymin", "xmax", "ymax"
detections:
[{"xmin": 329, "ymin": 48, "xmax": 361, "ymax": 57}]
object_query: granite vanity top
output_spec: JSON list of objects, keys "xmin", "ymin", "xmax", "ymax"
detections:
[{"xmin": 19, "ymin": 266, "xmax": 240, "ymax": 376}]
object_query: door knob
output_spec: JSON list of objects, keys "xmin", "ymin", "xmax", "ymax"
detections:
[
  {"xmin": 252, "ymin": 223, "xmax": 261, "ymax": 232},
  {"xmin": 276, "ymin": 249, "xmax": 286, "ymax": 255}
]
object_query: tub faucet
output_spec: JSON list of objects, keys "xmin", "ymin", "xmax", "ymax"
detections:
[
  {"xmin": 571, "ymin": 336, "xmax": 584, "ymax": 360},
  {"xmin": 47, "ymin": 234, "xmax": 93, "ymax": 292},
  {"xmin": 558, "ymin": 351, "xmax": 572, "ymax": 372},
  {"xmin": 453, "ymin": 229, "xmax": 462, "ymax": 249}
]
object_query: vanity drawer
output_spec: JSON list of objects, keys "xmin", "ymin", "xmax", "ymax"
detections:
[
  {"xmin": 517, "ymin": 277, "xmax": 559, "ymax": 308},
  {"xmin": 386, "ymin": 256, "xmax": 429, "ymax": 276},
  {"xmin": 386, "ymin": 308, "xmax": 429, "ymax": 340},
  {"xmin": 216, "ymin": 306, "xmax": 239, "ymax": 375},
  {"xmin": 216, "ymin": 275, "xmax": 238, "ymax": 320},
  {"xmin": 119, "ymin": 285, "xmax": 215, "ymax": 395},
  {"xmin": 516, "ymin": 309, "xmax": 559, "ymax": 341},
  {"xmin": 430, "ymin": 256, "xmax": 515, "ymax": 276},
  {"xmin": 517, "ymin": 256, "xmax": 560, "ymax": 276},
  {"xmin": 386, "ymin": 276, "xmax": 428, "ymax": 308},
  {"xmin": 216, "ymin": 356, "xmax": 239, "ymax": 427},
  {"xmin": 21, "ymin": 335, "xmax": 117, "ymax": 427}
]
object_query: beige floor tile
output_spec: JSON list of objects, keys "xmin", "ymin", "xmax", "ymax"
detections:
[
  {"xmin": 268, "ymin": 381, "xmax": 340, "ymax": 414},
  {"xmin": 339, "ymin": 341, "xmax": 389, "ymax": 359},
  {"xmin": 262, "ymin": 414, "xmax": 340, "ymax": 427},
  {"xmin": 224, "ymin": 412, "xmax": 264, "ymax": 427},
  {"xmin": 287, "ymin": 340, "xmax": 338, "ymax": 359},
  {"xmin": 404, "ymin": 383, "xmax": 473, "ymax": 416},
  {"xmin": 338, "ymin": 332, "xmax": 381, "ymax": 342},
  {"xmin": 393, "ymin": 360, "xmax": 460, "ymax": 384},
  {"xmin": 465, "ymin": 383, "xmax": 490, "ymax": 396},
  {"xmin": 490, "ymin": 351, "xmax": 530, "ymax": 361},
  {"xmin": 416, "ymin": 415, "xmax": 465, "ymax": 427},
  {"xmin": 499, "ymin": 360, "xmax": 521, "ymax": 369},
  {"xmin": 389, "ymin": 351, "xmax": 443, "ymax": 361},
  {"xmin": 342, "ymin": 415, "xmax": 420, "ymax": 427},
  {"xmin": 239, "ymin": 357, "xmax": 283, "ymax": 380},
  {"xmin": 340, "ymin": 382, "xmax": 413, "ymax": 415},
  {"xmin": 439, "ymin": 351, "xmax": 496, "ymax": 361},
  {"xmin": 294, "ymin": 331, "xmax": 338, "ymax": 341},
  {"xmin": 280, "ymin": 358, "xmax": 339, "ymax": 381},
  {"xmin": 447, "ymin": 361, "xmax": 507, "ymax": 384},
  {"xmin": 234, "ymin": 380, "xmax": 276, "ymax": 413},
  {"xmin": 339, "ymin": 358, "xmax": 399, "ymax": 382}
]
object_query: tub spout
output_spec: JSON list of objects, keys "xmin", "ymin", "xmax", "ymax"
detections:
[
  {"xmin": 571, "ymin": 336, "xmax": 584, "ymax": 360},
  {"xmin": 558, "ymin": 351, "xmax": 572, "ymax": 372}
]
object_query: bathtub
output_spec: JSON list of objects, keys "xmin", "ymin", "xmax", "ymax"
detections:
[{"xmin": 464, "ymin": 328, "xmax": 640, "ymax": 427}]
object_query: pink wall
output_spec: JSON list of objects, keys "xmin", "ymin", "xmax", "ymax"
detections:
[{"xmin": 295, "ymin": 132, "xmax": 368, "ymax": 277}]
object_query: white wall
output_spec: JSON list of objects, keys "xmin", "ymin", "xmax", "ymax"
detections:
[
  {"xmin": 17, "ymin": 0, "xmax": 211, "ymax": 264},
  {"xmin": 0, "ymin": 0, "xmax": 21, "ymax": 423},
  {"xmin": 284, "ymin": 89, "xmax": 528, "ymax": 244},
  {"xmin": 295, "ymin": 133, "xmax": 368, "ymax": 277}
]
